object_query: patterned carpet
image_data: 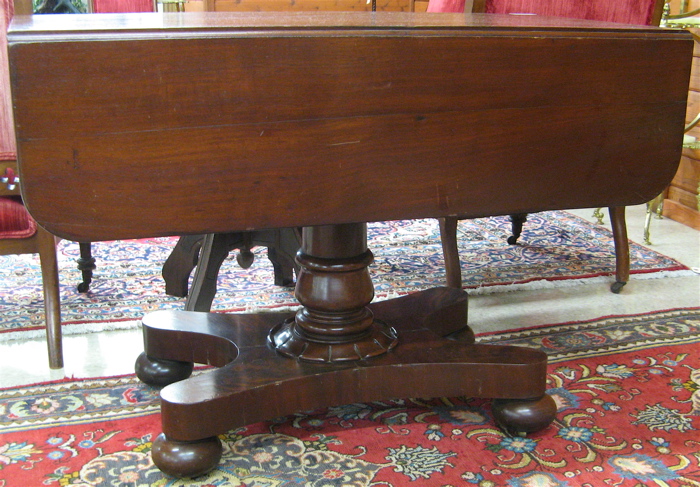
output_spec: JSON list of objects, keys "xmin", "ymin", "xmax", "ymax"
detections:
[
  {"xmin": 0, "ymin": 211, "xmax": 690, "ymax": 337},
  {"xmin": 0, "ymin": 307, "xmax": 698, "ymax": 486}
]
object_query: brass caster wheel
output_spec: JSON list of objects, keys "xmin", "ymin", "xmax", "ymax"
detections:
[
  {"xmin": 152, "ymin": 433, "xmax": 222, "ymax": 478},
  {"xmin": 492, "ymin": 394, "xmax": 557, "ymax": 435},
  {"xmin": 135, "ymin": 352, "xmax": 194, "ymax": 387}
]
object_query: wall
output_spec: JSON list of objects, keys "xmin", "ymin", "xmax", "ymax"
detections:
[{"xmin": 665, "ymin": 0, "xmax": 700, "ymax": 230}]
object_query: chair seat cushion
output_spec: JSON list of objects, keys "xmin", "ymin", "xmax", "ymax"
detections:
[{"xmin": 0, "ymin": 196, "xmax": 37, "ymax": 238}]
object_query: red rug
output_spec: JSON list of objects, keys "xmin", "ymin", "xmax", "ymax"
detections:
[{"xmin": 1, "ymin": 308, "xmax": 699, "ymax": 486}]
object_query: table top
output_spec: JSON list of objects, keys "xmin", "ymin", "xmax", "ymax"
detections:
[
  {"xmin": 9, "ymin": 11, "xmax": 670, "ymax": 37},
  {"xmin": 8, "ymin": 12, "xmax": 693, "ymax": 241}
]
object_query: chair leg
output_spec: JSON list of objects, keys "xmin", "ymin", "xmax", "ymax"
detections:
[
  {"xmin": 507, "ymin": 213, "xmax": 528, "ymax": 245},
  {"xmin": 76, "ymin": 242, "xmax": 95, "ymax": 293},
  {"xmin": 439, "ymin": 217, "xmax": 462, "ymax": 288},
  {"xmin": 266, "ymin": 228, "xmax": 302, "ymax": 287},
  {"xmin": 162, "ymin": 235, "xmax": 205, "ymax": 297},
  {"xmin": 185, "ymin": 233, "xmax": 231, "ymax": 312},
  {"xmin": 608, "ymin": 206, "xmax": 630, "ymax": 294},
  {"xmin": 37, "ymin": 227, "xmax": 63, "ymax": 369}
]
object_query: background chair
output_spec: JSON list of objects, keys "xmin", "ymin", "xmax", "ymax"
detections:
[
  {"xmin": 31, "ymin": 0, "xmax": 157, "ymax": 295},
  {"xmin": 1, "ymin": 0, "xmax": 158, "ymax": 368},
  {"xmin": 90, "ymin": 0, "xmax": 154, "ymax": 12},
  {"xmin": 429, "ymin": 0, "xmax": 667, "ymax": 293},
  {"xmin": 1, "ymin": 0, "xmax": 62, "ymax": 369}
]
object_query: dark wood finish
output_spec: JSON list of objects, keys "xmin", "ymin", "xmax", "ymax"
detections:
[
  {"xmin": 492, "ymin": 395, "xmax": 558, "ymax": 434},
  {"xmin": 440, "ymin": 0, "xmax": 666, "ymax": 295},
  {"xmin": 0, "ymin": 221, "xmax": 62, "ymax": 368},
  {"xmin": 439, "ymin": 216, "xmax": 461, "ymax": 288},
  {"xmin": 135, "ymin": 351, "xmax": 194, "ymax": 387},
  {"xmin": 8, "ymin": 12, "xmax": 692, "ymax": 477},
  {"xmin": 140, "ymin": 288, "xmax": 547, "ymax": 437},
  {"xmin": 162, "ymin": 235, "xmax": 204, "ymax": 297},
  {"xmin": 162, "ymin": 228, "xmax": 300, "ymax": 311},
  {"xmin": 507, "ymin": 213, "xmax": 528, "ymax": 245},
  {"xmin": 36, "ymin": 226, "xmax": 62, "ymax": 369},
  {"xmin": 441, "ymin": 208, "xmax": 631, "ymax": 292},
  {"xmin": 270, "ymin": 224, "xmax": 399, "ymax": 362},
  {"xmin": 76, "ymin": 242, "xmax": 95, "ymax": 293},
  {"xmin": 608, "ymin": 206, "xmax": 630, "ymax": 293},
  {"xmin": 1, "ymin": 163, "xmax": 62, "ymax": 369},
  {"xmin": 9, "ymin": 13, "xmax": 690, "ymax": 242}
]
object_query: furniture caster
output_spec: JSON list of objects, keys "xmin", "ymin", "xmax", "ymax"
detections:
[
  {"xmin": 76, "ymin": 242, "xmax": 95, "ymax": 293},
  {"xmin": 507, "ymin": 213, "xmax": 527, "ymax": 245},
  {"xmin": 134, "ymin": 352, "xmax": 194, "ymax": 387},
  {"xmin": 610, "ymin": 281, "xmax": 626, "ymax": 294},
  {"xmin": 492, "ymin": 394, "xmax": 557, "ymax": 435},
  {"xmin": 151, "ymin": 433, "xmax": 222, "ymax": 478}
]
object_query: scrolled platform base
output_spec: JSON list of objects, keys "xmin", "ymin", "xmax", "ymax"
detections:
[
  {"xmin": 151, "ymin": 433, "xmax": 223, "ymax": 478},
  {"xmin": 137, "ymin": 287, "xmax": 554, "ymax": 477}
]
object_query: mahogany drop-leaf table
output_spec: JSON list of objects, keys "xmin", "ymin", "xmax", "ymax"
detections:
[{"xmin": 8, "ymin": 11, "xmax": 692, "ymax": 477}]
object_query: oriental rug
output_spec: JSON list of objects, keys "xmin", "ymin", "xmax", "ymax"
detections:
[
  {"xmin": 0, "ymin": 307, "xmax": 698, "ymax": 486},
  {"xmin": 0, "ymin": 211, "xmax": 691, "ymax": 339}
]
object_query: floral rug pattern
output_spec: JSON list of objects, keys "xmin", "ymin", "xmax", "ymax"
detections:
[
  {"xmin": 0, "ymin": 211, "xmax": 689, "ymax": 333},
  {"xmin": 0, "ymin": 308, "xmax": 698, "ymax": 486}
]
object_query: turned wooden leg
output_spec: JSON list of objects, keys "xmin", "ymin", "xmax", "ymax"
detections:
[
  {"xmin": 76, "ymin": 242, "xmax": 95, "ymax": 293},
  {"xmin": 269, "ymin": 223, "xmax": 398, "ymax": 362},
  {"xmin": 439, "ymin": 216, "xmax": 462, "ymax": 289},
  {"xmin": 608, "ymin": 206, "xmax": 630, "ymax": 294},
  {"xmin": 507, "ymin": 213, "xmax": 528, "ymax": 245}
]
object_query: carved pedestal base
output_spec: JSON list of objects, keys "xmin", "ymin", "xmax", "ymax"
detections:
[
  {"xmin": 138, "ymin": 223, "xmax": 554, "ymax": 478},
  {"xmin": 138, "ymin": 287, "xmax": 553, "ymax": 477}
]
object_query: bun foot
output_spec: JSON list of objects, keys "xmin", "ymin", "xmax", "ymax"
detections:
[
  {"xmin": 506, "ymin": 235, "xmax": 519, "ymax": 245},
  {"xmin": 135, "ymin": 352, "xmax": 194, "ymax": 387},
  {"xmin": 492, "ymin": 394, "xmax": 557, "ymax": 435},
  {"xmin": 152, "ymin": 433, "xmax": 222, "ymax": 478}
]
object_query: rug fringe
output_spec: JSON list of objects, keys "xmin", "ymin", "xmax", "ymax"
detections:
[
  {"xmin": 464, "ymin": 268, "xmax": 697, "ymax": 295},
  {"xmin": 0, "ymin": 319, "xmax": 142, "ymax": 343}
]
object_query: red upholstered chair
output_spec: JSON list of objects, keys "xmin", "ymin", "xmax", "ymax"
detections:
[
  {"xmin": 1, "ymin": 0, "xmax": 63, "ymax": 369},
  {"xmin": 428, "ymin": 0, "xmax": 667, "ymax": 294},
  {"xmin": 91, "ymin": 0, "xmax": 154, "ymax": 13}
]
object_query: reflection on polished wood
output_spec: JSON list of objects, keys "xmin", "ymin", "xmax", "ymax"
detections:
[{"xmin": 9, "ymin": 12, "xmax": 692, "ymax": 477}]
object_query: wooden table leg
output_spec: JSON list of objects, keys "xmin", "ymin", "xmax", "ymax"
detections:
[{"xmin": 136, "ymin": 223, "xmax": 555, "ymax": 478}]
